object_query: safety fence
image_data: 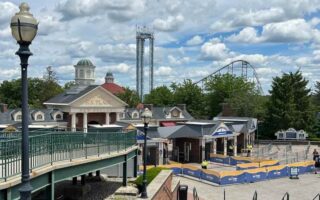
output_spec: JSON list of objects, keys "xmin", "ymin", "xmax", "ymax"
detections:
[
  {"xmin": 0, "ymin": 131, "xmax": 137, "ymax": 181},
  {"xmin": 160, "ymin": 160, "xmax": 315, "ymax": 185}
]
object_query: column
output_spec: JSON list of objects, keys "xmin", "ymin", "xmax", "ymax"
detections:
[
  {"xmin": 223, "ymin": 137, "xmax": 227, "ymax": 156},
  {"xmin": 83, "ymin": 112, "xmax": 88, "ymax": 133},
  {"xmin": 116, "ymin": 112, "xmax": 120, "ymax": 122},
  {"xmin": 234, "ymin": 136, "xmax": 237, "ymax": 156},
  {"xmin": 71, "ymin": 113, "xmax": 76, "ymax": 132},
  {"xmin": 122, "ymin": 155, "xmax": 127, "ymax": 186},
  {"xmin": 105, "ymin": 112, "xmax": 109, "ymax": 125},
  {"xmin": 213, "ymin": 139, "xmax": 217, "ymax": 154},
  {"xmin": 201, "ymin": 138, "xmax": 205, "ymax": 161},
  {"xmin": 158, "ymin": 142, "xmax": 163, "ymax": 165}
]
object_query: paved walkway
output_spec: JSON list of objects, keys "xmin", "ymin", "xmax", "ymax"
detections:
[{"xmin": 179, "ymin": 174, "xmax": 320, "ymax": 200}]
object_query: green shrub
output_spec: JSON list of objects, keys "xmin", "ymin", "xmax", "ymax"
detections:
[{"xmin": 133, "ymin": 167, "xmax": 169, "ymax": 190}]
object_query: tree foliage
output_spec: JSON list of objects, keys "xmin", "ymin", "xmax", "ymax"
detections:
[
  {"xmin": 204, "ymin": 74, "xmax": 262, "ymax": 118},
  {"xmin": 171, "ymin": 79, "xmax": 205, "ymax": 118},
  {"xmin": 116, "ymin": 87, "xmax": 141, "ymax": 108},
  {"xmin": 0, "ymin": 68, "xmax": 63, "ymax": 108},
  {"xmin": 144, "ymin": 85, "xmax": 174, "ymax": 106},
  {"xmin": 264, "ymin": 70, "xmax": 315, "ymax": 138},
  {"xmin": 314, "ymin": 81, "xmax": 320, "ymax": 107}
]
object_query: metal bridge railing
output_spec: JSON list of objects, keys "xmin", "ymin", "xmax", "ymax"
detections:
[
  {"xmin": 313, "ymin": 193, "xmax": 320, "ymax": 200},
  {"xmin": 0, "ymin": 131, "xmax": 137, "ymax": 181}
]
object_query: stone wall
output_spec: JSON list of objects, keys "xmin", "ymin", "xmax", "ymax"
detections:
[{"xmin": 142, "ymin": 170, "xmax": 179, "ymax": 200}]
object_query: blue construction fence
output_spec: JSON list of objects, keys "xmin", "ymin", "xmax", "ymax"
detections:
[{"xmin": 160, "ymin": 161, "xmax": 315, "ymax": 185}]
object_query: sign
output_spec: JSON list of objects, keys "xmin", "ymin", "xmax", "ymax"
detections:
[
  {"xmin": 289, "ymin": 167, "xmax": 299, "ymax": 179},
  {"xmin": 212, "ymin": 127, "xmax": 233, "ymax": 136}
]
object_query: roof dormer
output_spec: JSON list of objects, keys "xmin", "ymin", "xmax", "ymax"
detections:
[{"xmin": 33, "ymin": 111, "xmax": 45, "ymax": 121}]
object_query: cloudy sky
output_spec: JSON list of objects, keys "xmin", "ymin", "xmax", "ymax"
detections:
[{"xmin": 1, "ymin": 0, "xmax": 320, "ymax": 94}]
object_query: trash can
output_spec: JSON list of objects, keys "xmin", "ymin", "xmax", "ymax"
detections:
[{"xmin": 179, "ymin": 185, "xmax": 188, "ymax": 200}]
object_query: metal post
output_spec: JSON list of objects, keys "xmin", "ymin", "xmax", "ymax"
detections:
[
  {"xmin": 141, "ymin": 122, "xmax": 148, "ymax": 198},
  {"xmin": 122, "ymin": 154, "xmax": 127, "ymax": 186},
  {"xmin": 134, "ymin": 152, "xmax": 138, "ymax": 177},
  {"xmin": 17, "ymin": 42, "xmax": 33, "ymax": 200}
]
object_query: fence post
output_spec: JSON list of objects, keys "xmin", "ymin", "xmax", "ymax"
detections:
[
  {"xmin": 50, "ymin": 133, "xmax": 53, "ymax": 165},
  {"xmin": 224, "ymin": 189, "xmax": 226, "ymax": 200}
]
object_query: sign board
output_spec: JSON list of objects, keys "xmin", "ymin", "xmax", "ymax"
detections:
[
  {"xmin": 289, "ymin": 167, "xmax": 299, "ymax": 179},
  {"xmin": 212, "ymin": 127, "xmax": 233, "ymax": 136}
]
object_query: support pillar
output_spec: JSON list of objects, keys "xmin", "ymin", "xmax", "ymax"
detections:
[
  {"xmin": 105, "ymin": 112, "xmax": 110, "ymax": 125},
  {"xmin": 213, "ymin": 139, "xmax": 217, "ymax": 154},
  {"xmin": 134, "ymin": 154, "xmax": 138, "ymax": 177},
  {"xmin": 116, "ymin": 112, "xmax": 120, "ymax": 122},
  {"xmin": 83, "ymin": 112, "xmax": 88, "ymax": 133},
  {"xmin": 234, "ymin": 136, "xmax": 237, "ymax": 156},
  {"xmin": 158, "ymin": 142, "xmax": 163, "ymax": 165},
  {"xmin": 81, "ymin": 175, "xmax": 85, "ymax": 185},
  {"xmin": 72, "ymin": 177, "xmax": 77, "ymax": 185},
  {"xmin": 201, "ymin": 138, "xmax": 205, "ymax": 161},
  {"xmin": 122, "ymin": 155, "xmax": 127, "ymax": 187},
  {"xmin": 96, "ymin": 170, "xmax": 100, "ymax": 177},
  {"xmin": 71, "ymin": 113, "xmax": 76, "ymax": 132},
  {"xmin": 224, "ymin": 138, "xmax": 227, "ymax": 156},
  {"xmin": 47, "ymin": 171, "xmax": 55, "ymax": 200},
  {"xmin": 88, "ymin": 172, "xmax": 93, "ymax": 177}
]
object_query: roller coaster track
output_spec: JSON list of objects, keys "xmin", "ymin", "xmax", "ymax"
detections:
[{"xmin": 193, "ymin": 60, "xmax": 263, "ymax": 94}]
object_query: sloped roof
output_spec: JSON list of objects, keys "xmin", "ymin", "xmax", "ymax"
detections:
[
  {"xmin": 101, "ymin": 82, "xmax": 125, "ymax": 94},
  {"xmin": 44, "ymin": 85, "xmax": 98, "ymax": 105},
  {"xmin": 158, "ymin": 125, "xmax": 201, "ymax": 139}
]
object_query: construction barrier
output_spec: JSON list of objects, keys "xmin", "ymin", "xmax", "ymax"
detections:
[
  {"xmin": 161, "ymin": 160, "xmax": 315, "ymax": 185},
  {"xmin": 236, "ymin": 160, "xmax": 280, "ymax": 170},
  {"xmin": 209, "ymin": 153, "xmax": 267, "ymax": 166}
]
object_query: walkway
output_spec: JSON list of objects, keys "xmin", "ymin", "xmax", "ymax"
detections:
[
  {"xmin": 0, "ymin": 131, "xmax": 138, "ymax": 200},
  {"xmin": 179, "ymin": 174, "xmax": 320, "ymax": 200}
]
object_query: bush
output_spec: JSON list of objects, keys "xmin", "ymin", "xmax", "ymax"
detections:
[{"xmin": 133, "ymin": 167, "xmax": 169, "ymax": 192}]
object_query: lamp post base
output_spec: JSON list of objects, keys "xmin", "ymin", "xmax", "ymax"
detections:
[{"xmin": 19, "ymin": 182, "xmax": 33, "ymax": 200}]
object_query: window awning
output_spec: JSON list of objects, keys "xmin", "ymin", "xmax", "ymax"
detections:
[{"xmin": 161, "ymin": 122, "xmax": 176, "ymax": 127}]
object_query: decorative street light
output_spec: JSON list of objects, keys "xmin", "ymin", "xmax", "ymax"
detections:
[
  {"xmin": 10, "ymin": 3, "xmax": 38, "ymax": 200},
  {"xmin": 140, "ymin": 108, "xmax": 152, "ymax": 198}
]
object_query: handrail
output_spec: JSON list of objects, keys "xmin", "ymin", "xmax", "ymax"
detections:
[
  {"xmin": 193, "ymin": 187, "xmax": 199, "ymax": 200},
  {"xmin": 281, "ymin": 192, "xmax": 289, "ymax": 200},
  {"xmin": 252, "ymin": 190, "xmax": 257, "ymax": 200},
  {"xmin": 0, "ymin": 131, "xmax": 137, "ymax": 180},
  {"xmin": 313, "ymin": 193, "xmax": 320, "ymax": 200}
]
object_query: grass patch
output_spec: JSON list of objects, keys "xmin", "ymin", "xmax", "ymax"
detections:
[{"xmin": 133, "ymin": 167, "xmax": 169, "ymax": 191}]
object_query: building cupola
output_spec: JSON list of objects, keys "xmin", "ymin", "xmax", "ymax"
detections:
[
  {"xmin": 105, "ymin": 71, "xmax": 114, "ymax": 83},
  {"xmin": 74, "ymin": 59, "xmax": 95, "ymax": 85}
]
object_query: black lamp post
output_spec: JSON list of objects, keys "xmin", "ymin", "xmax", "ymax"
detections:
[
  {"xmin": 140, "ymin": 108, "xmax": 152, "ymax": 198},
  {"xmin": 10, "ymin": 3, "xmax": 38, "ymax": 200}
]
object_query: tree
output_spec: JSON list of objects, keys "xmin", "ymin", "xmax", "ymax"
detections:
[
  {"xmin": 0, "ymin": 77, "xmax": 63, "ymax": 109},
  {"xmin": 116, "ymin": 87, "xmax": 140, "ymax": 108},
  {"xmin": 171, "ymin": 79, "xmax": 205, "ymax": 118},
  {"xmin": 264, "ymin": 70, "xmax": 315, "ymax": 138},
  {"xmin": 314, "ymin": 81, "xmax": 320, "ymax": 107},
  {"xmin": 63, "ymin": 81, "xmax": 76, "ymax": 90},
  {"xmin": 144, "ymin": 86, "xmax": 174, "ymax": 106},
  {"xmin": 204, "ymin": 74, "xmax": 261, "ymax": 118}
]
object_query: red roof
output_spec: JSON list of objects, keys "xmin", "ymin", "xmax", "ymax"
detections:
[
  {"xmin": 101, "ymin": 82, "xmax": 125, "ymax": 94},
  {"xmin": 160, "ymin": 122, "xmax": 176, "ymax": 127}
]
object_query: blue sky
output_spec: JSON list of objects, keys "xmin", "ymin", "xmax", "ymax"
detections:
[{"xmin": 1, "ymin": 0, "xmax": 320, "ymax": 94}]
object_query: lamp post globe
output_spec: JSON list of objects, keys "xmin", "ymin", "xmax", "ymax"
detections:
[
  {"xmin": 10, "ymin": 3, "xmax": 38, "ymax": 200},
  {"xmin": 140, "ymin": 108, "xmax": 152, "ymax": 198}
]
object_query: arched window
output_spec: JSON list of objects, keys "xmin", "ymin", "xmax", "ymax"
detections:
[
  {"xmin": 132, "ymin": 112, "xmax": 139, "ymax": 119},
  {"xmin": 86, "ymin": 70, "xmax": 91, "ymax": 78},
  {"xmin": 36, "ymin": 114, "xmax": 43, "ymax": 120},
  {"xmin": 79, "ymin": 69, "xmax": 84, "ymax": 78},
  {"xmin": 55, "ymin": 114, "xmax": 62, "ymax": 120},
  {"xmin": 16, "ymin": 114, "xmax": 22, "ymax": 121}
]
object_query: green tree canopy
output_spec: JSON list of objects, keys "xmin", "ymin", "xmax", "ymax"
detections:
[
  {"xmin": 204, "ymin": 74, "xmax": 261, "ymax": 118},
  {"xmin": 171, "ymin": 79, "xmax": 205, "ymax": 118},
  {"xmin": 0, "ymin": 77, "xmax": 63, "ymax": 109},
  {"xmin": 144, "ymin": 85, "xmax": 174, "ymax": 106},
  {"xmin": 264, "ymin": 70, "xmax": 315, "ymax": 138},
  {"xmin": 314, "ymin": 81, "xmax": 320, "ymax": 107},
  {"xmin": 116, "ymin": 87, "xmax": 141, "ymax": 108}
]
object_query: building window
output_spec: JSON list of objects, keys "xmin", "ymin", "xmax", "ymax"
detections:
[
  {"xmin": 86, "ymin": 70, "xmax": 91, "ymax": 78},
  {"xmin": 132, "ymin": 112, "xmax": 139, "ymax": 119},
  {"xmin": 299, "ymin": 134, "xmax": 304, "ymax": 139},
  {"xmin": 279, "ymin": 133, "xmax": 283, "ymax": 139},
  {"xmin": 79, "ymin": 69, "xmax": 84, "ymax": 78},
  {"xmin": 121, "ymin": 113, "xmax": 125, "ymax": 119},
  {"xmin": 171, "ymin": 109, "xmax": 180, "ymax": 117},
  {"xmin": 36, "ymin": 114, "xmax": 43, "ymax": 120},
  {"xmin": 16, "ymin": 114, "xmax": 22, "ymax": 121},
  {"xmin": 55, "ymin": 114, "xmax": 62, "ymax": 120}
]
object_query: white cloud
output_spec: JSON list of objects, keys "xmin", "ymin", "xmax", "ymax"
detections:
[
  {"xmin": 152, "ymin": 14, "xmax": 184, "ymax": 32},
  {"xmin": 227, "ymin": 27, "xmax": 261, "ymax": 43},
  {"xmin": 200, "ymin": 40, "xmax": 230, "ymax": 60},
  {"xmin": 0, "ymin": 2, "xmax": 18, "ymax": 27},
  {"xmin": 155, "ymin": 66, "xmax": 173, "ymax": 76},
  {"xmin": 186, "ymin": 35, "xmax": 204, "ymax": 46},
  {"xmin": 112, "ymin": 63, "xmax": 131, "ymax": 73},
  {"xmin": 97, "ymin": 43, "xmax": 136, "ymax": 62},
  {"xmin": 0, "ymin": 26, "xmax": 11, "ymax": 38},
  {"xmin": 261, "ymin": 19, "xmax": 313, "ymax": 42},
  {"xmin": 168, "ymin": 55, "xmax": 190, "ymax": 65},
  {"xmin": 38, "ymin": 15, "xmax": 63, "ymax": 35}
]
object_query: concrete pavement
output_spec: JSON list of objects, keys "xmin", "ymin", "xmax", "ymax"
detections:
[{"xmin": 178, "ymin": 174, "xmax": 320, "ymax": 200}]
